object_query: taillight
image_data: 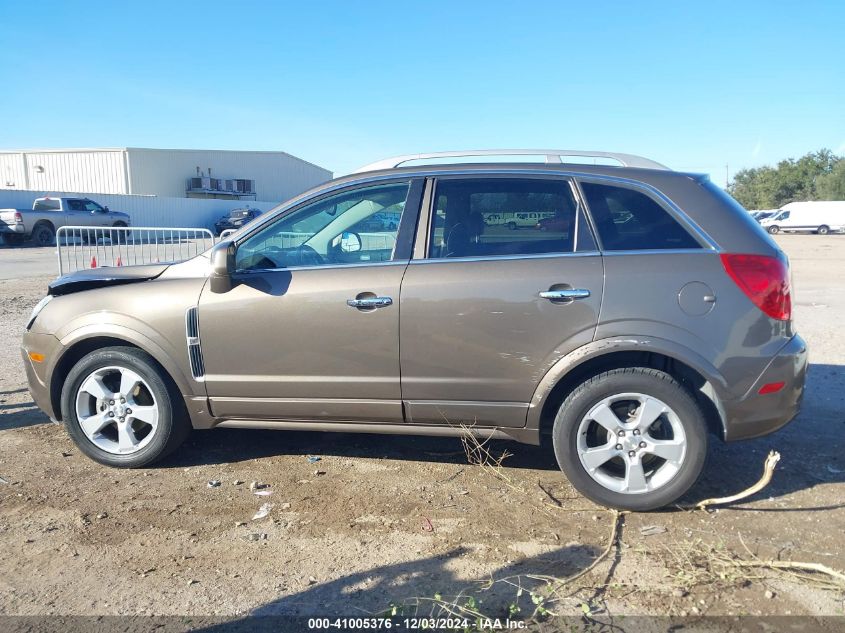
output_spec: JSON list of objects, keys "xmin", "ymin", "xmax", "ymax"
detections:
[
  {"xmin": 14, "ymin": 212, "xmax": 23, "ymax": 223},
  {"xmin": 720, "ymin": 253, "xmax": 791, "ymax": 321}
]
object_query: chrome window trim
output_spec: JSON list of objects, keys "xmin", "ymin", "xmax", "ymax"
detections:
[
  {"xmin": 230, "ymin": 177, "xmax": 416, "ymax": 248},
  {"xmin": 408, "ymin": 251, "xmax": 600, "ymax": 265},
  {"xmin": 233, "ymin": 259, "xmax": 410, "ymax": 276},
  {"xmin": 231, "ymin": 166, "xmax": 721, "ymax": 257},
  {"xmin": 231, "ymin": 179, "xmax": 414, "ymax": 275},
  {"xmin": 599, "ymin": 249, "xmax": 717, "ymax": 256},
  {"xmin": 574, "ymin": 175, "xmax": 720, "ymax": 252},
  {"xmin": 421, "ymin": 174, "xmax": 586, "ymax": 261}
]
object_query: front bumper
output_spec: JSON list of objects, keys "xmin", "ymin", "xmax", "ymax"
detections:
[
  {"xmin": 21, "ymin": 331, "xmax": 64, "ymax": 421},
  {"xmin": 723, "ymin": 334, "xmax": 808, "ymax": 441}
]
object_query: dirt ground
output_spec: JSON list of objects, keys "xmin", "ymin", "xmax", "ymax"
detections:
[{"xmin": 1, "ymin": 235, "xmax": 844, "ymax": 626}]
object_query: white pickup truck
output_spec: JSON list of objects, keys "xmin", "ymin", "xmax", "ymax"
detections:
[{"xmin": 0, "ymin": 196, "xmax": 131, "ymax": 246}]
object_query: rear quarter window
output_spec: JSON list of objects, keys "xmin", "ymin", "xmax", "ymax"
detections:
[
  {"xmin": 33, "ymin": 199, "xmax": 61, "ymax": 211},
  {"xmin": 580, "ymin": 182, "xmax": 700, "ymax": 251}
]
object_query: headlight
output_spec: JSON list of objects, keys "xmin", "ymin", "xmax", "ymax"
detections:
[{"xmin": 27, "ymin": 295, "xmax": 53, "ymax": 330}]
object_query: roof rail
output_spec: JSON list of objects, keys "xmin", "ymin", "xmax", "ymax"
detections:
[{"xmin": 353, "ymin": 149, "xmax": 670, "ymax": 173}]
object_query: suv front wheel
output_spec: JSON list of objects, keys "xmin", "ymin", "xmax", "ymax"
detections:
[
  {"xmin": 553, "ymin": 368, "xmax": 707, "ymax": 511},
  {"xmin": 60, "ymin": 347, "xmax": 190, "ymax": 467}
]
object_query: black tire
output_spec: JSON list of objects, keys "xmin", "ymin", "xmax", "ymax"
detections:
[
  {"xmin": 817, "ymin": 225, "xmax": 830, "ymax": 235},
  {"xmin": 507, "ymin": 221, "xmax": 517, "ymax": 230},
  {"xmin": 767, "ymin": 225, "xmax": 780, "ymax": 235},
  {"xmin": 552, "ymin": 367, "xmax": 708, "ymax": 511},
  {"xmin": 31, "ymin": 223, "xmax": 55, "ymax": 247},
  {"xmin": 60, "ymin": 346, "xmax": 190, "ymax": 468}
]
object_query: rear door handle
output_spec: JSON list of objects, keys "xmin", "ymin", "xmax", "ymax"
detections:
[
  {"xmin": 539, "ymin": 289, "xmax": 591, "ymax": 301},
  {"xmin": 347, "ymin": 296, "xmax": 393, "ymax": 309}
]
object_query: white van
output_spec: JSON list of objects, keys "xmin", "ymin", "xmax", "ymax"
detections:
[{"xmin": 760, "ymin": 201, "xmax": 845, "ymax": 235}]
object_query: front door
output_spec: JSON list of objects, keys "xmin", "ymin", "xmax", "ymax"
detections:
[
  {"xmin": 81, "ymin": 199, "xmax": 113, "ymax": 227},
  {"xmin": 198, "ymin": 179, "xmax": 421, "ymax": 424},
  {"xmin": 399, "ymin": 176, "xmax": 604, "ymax": 428}
]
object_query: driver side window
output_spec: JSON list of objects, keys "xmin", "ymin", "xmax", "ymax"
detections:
[{"xmin": 235, "ymin": 182, "xmax": 410, "ymax": 271}]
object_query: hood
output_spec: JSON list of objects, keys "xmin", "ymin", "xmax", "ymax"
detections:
[{"xmin": 49, "ymin": 263, "xmax": 169, "ymax": 296}]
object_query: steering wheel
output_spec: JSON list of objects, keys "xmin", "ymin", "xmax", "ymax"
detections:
[{"xmin": 291, "ymin": 244, "xmax": 324, "ymax": 267}]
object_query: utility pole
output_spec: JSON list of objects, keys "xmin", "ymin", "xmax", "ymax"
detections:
[{"xmin": 725, "ymin": 164, "xmax": 729, "ymax": 189}]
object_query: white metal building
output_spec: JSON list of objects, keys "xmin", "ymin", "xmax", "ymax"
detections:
[{"xmin": 0, "ymin": 147, "xmax": 332, "ymax": 202}]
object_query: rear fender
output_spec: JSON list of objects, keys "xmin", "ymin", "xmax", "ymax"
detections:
[{"xmin": 526, "ymin": 335, "xmax": 729, "ymax": 432}]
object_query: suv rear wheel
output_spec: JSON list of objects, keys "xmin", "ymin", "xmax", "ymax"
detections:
[
  {"xmin": 60, "ymin": 347, "xmax": 190, "ymax": 467},
  {"xmin": 552, "ymin": 367, "xmax": 707, "ymax": 511},
  {"xmin": 31, "ymin": 222, "xmax": 55, "ymax": 246}
]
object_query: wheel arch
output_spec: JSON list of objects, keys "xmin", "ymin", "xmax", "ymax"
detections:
[
  {"xmin": 32, "ymin": 219, "xmax": 56, "ymax": 233},
  {"xmin": 529, "ymin": 337, "xmax": 728, "ymax": 443},
  {"xmin": 50, "ymin": 329, "xmax": 193, "ymax": 422}
]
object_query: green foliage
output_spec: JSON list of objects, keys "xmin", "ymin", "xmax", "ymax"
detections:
[
  {"xmin": 816, "ymin": 160, "xmax": 845, "ymax": 200},
  {"xmin": 728, "ymin": 149, "xmax": 843, "ymax": 209}
]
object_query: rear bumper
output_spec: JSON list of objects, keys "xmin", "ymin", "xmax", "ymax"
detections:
[
  {"xmin": 0, "ymin": 224, "xmax": 26, "ymax": 234},
  {"xmin": 723, "ymin": 334, "xmax": 808, "ymax": 441}
]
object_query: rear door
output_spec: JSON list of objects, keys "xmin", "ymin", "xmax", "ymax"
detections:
[
  {"xmin": 64, "ymin": 199, "xmax": 91, "ymax": 227},
  {"xmin": 398, "ymin": 175, "xmax": 604, "ymax": 428}
]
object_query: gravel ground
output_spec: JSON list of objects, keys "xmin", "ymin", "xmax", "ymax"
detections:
[{"xmin": 1, "ymin": 235, "xmax": 844, "ymax": 624}]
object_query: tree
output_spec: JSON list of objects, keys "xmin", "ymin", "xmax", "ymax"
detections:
[
  {"xmin": 816, "ymin": 160, "xmax": 845, "ymax": 200},
  {"xmin": 728, "ymin": 149, "xmax": 843, "ymax": 209}
]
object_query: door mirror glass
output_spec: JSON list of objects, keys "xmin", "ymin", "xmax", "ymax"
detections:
[{"xmin": 339, "ymin": 231, "xmax": 361, "ymax": 253}]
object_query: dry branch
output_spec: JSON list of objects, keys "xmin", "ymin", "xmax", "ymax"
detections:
[
  {"xmin": 729, "ymin": 559, "xmax": 845, "ymax": 584},
  {"xmin": 683, "ymin": 450, "xmax": 781, "ymax": 510}
]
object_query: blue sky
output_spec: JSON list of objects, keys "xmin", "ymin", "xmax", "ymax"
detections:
[{"xmin": 1, "ymin": 1, "xmax": 843, "ymax": 181}]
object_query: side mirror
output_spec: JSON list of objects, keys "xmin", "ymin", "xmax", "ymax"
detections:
[
  {"xmin": 104, "ymin": 206, "xmax": 110, "ymax": 212},
  {"xmin": 209, "ymin": 240, "xmax": 236, "ymax": 292},
  {"xmin": 339, "ymin": 231, "xmax": 362, "ymax": 253}
]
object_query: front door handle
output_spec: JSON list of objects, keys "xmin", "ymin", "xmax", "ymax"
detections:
[
  {"xmin": 539, "ymin": 288, "xmax": 591, "ymax": 302},
  {"xmin": 347, "ymin": 296, "xmax": 393, "ymax": 309}
]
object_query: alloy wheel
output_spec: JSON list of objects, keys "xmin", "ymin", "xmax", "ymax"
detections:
[
  {"xmin": 576, "ymin": 392, "xmax": 687, "ymax": 494},
  {"xmin": 74, "ymin": 365, "xmax": 160, "ymax": 455}
]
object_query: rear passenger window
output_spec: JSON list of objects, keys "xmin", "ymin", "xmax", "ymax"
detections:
[
  {"xmin": 580, "ymin": 182, "xmax": 700, "ymax": 250},
  {"xmin": 428, "ymin": 178, "xmax": 591, "ymax": 259}
]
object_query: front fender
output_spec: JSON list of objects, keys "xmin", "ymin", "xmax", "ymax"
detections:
[
  {"xmin": 56, "ymin": 321, "xmax": 199, "ymax": 399},
  {"xmin": 525, "ymin": 335, "xmax": 729, "ymax": 432},
  {"xmin": 59, "ymin": 315, "xmax": 199, "ymax": 396}
]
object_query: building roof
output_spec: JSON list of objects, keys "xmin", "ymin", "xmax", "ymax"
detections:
[{"xmin": 0, "ymin": 147, "xmax": 330, "ymax": 173}]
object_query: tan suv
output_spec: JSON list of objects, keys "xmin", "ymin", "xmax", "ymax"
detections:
[{"xmin": 22, "ymin": 150, "xmax": 807, "ymax": 510}]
